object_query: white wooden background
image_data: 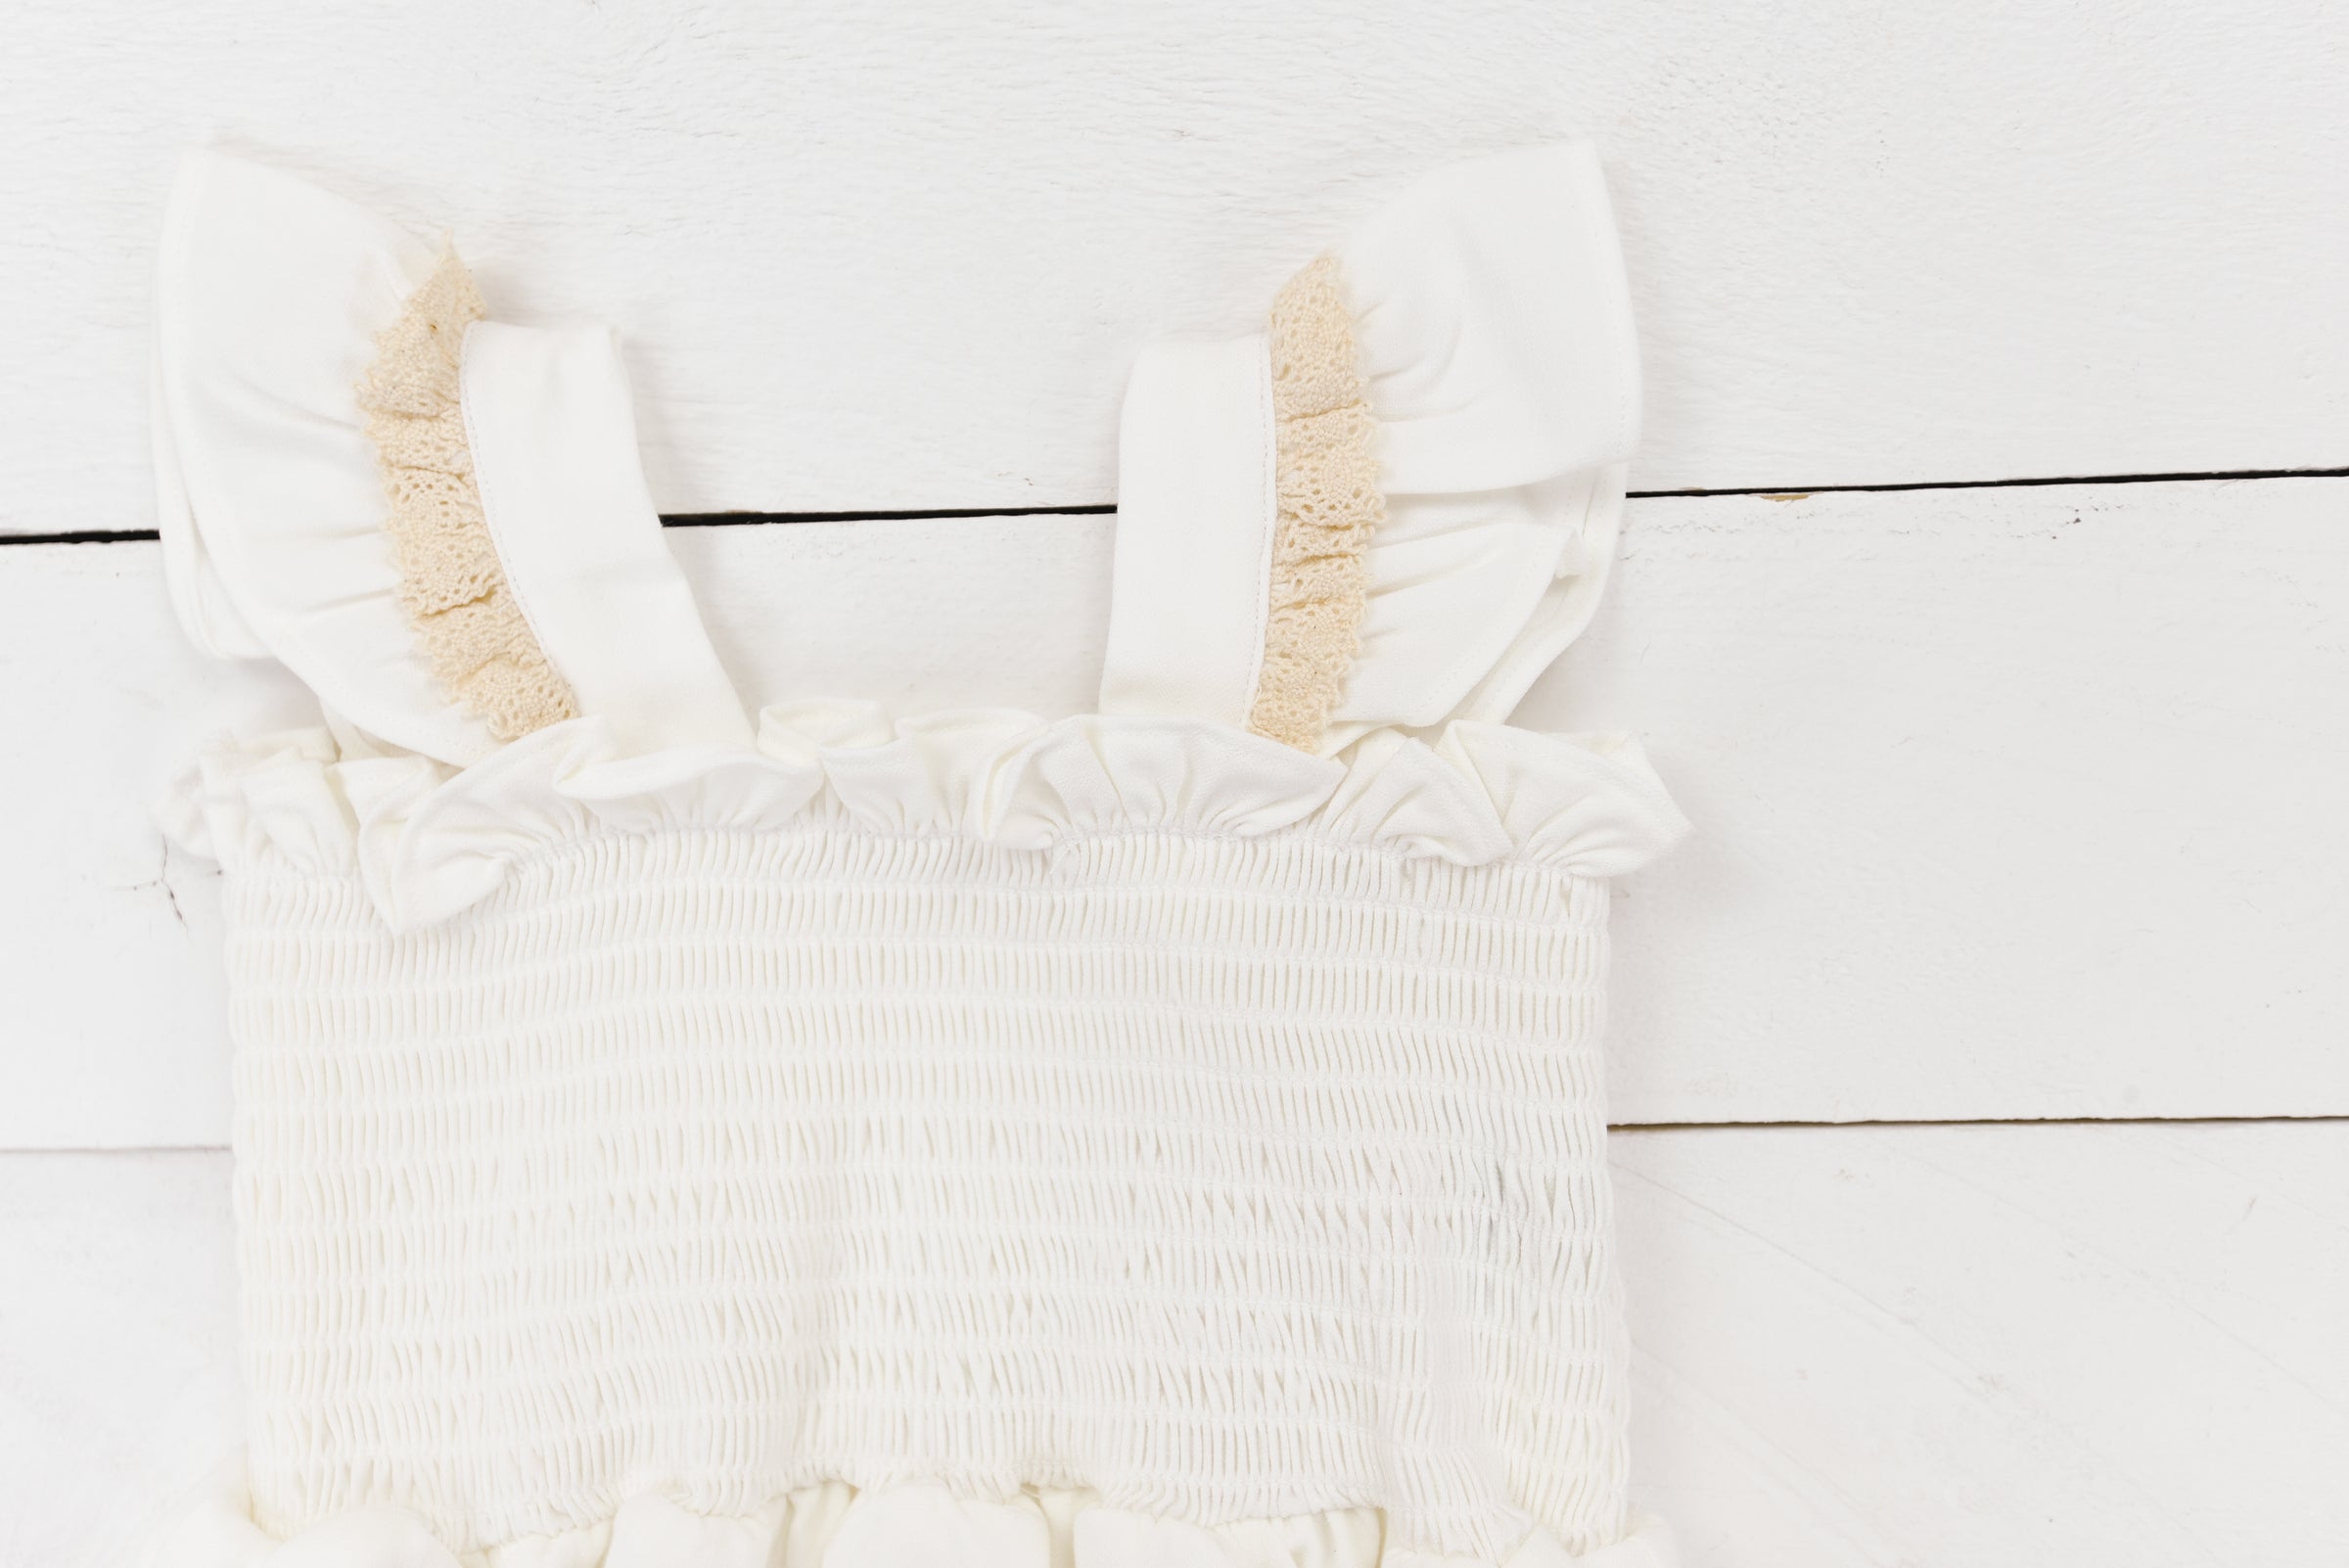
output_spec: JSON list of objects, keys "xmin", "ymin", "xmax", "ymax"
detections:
[{"xmin": 2, "ymin": 3, "xmax": 2344, "ymax": 1565}]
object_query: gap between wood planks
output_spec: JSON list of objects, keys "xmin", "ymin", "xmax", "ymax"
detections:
[
  {"xmin": 5, "ymin": 464, "xmax": 2347, "ymax": 546},
  {"xmin": 7, "ymin": 1116, "xmax": 2342, "ymax": 1158}
]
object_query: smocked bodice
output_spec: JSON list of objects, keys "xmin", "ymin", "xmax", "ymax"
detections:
[{"xmin": 148, "ymin": 144, "xmax": 1683, "ymax": 1568}]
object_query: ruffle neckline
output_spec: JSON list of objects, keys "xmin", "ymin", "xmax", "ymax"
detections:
[
  {"xmin": 164, "ymin": 703, "xmax": 1687, "ymax": 932},
  {"xmin": 160, "ymin": 1460, "xmax": 1677, "ymax": 1568}
]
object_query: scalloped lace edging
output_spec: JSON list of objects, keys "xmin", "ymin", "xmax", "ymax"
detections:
[
  {"xmin": 354, "ymin": 246, "xmax": 578, "ymax": 742},
  {"xmin": 153, "ymin": 1459, "xmax": 1678, "ymax": 1568},
  {"xmin": 1251, "ymin": 254, "xmax": 1384, "ymax": 753}
]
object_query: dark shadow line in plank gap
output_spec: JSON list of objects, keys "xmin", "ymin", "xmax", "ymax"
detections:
[
  {"xmin": 663, "ymin": 466, "xmax": 2349, "ymax": 526},
  {"xmin": 0, "ymin": 507, "xmax": 1119, "ymax": 547},
  {"xmin": 1, "ymin": 527, "xmax": 163, "ymax": 545},
  {"xmin": 1628, "ymin": 464, "xmax": 2349, "ymax": 499},
  {"xmin": 10, "ymin": 1113, "xmax": 2341, "ymax": 1157},
  {"xmin": 10, "ymin": 465, "xmax": 2347, "ymax": 547},
  {"xmin": 665, "ymin": 503, "xmax": 1117, "ymax": 527}
]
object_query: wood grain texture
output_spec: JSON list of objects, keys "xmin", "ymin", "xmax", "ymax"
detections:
[
  {"xmin": 0, "ymin": 1152, "xmax": 240, "ymax": 1568},
  {"xmin": 0, "ymin": 544, "xmax": 250, "ymax": 1155},
  {"xmin": 1612, "ymin": 1120, "xmax": 2349, "ymax": 1565},
  {"xmin": 1540, "ymin": 477, "xmax": 2349, "ymax": 1124},
  {"xmin": 5, "ymin": 0, "xmax": 2347, "ymax": 533},
  {"xmin": 7, "ymin": 1123, "xmax": 2340, "ymax": 1566},
  {"xmin": 3, "ymin": 478, "xmax": 2341, "ymax": 1147}
]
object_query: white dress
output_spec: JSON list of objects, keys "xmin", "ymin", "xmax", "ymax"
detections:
[{"xmin": 149, "ymin": 143, "xmax": 1687, "ymax": 1568}]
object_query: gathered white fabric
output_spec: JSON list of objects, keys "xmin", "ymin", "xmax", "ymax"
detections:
[
  {"xmin": 167, "ymin": 704, "xmax": 1684, "ymax": 932},
  {"xmin": 152, "ymin": 150, "xmax": 745, "ymax": 766},
  {"xmin": 148, "ymin": 146, "xmax": 1685, "ymax": 1568},
  {"xmin": 1101, "ymin": 144, "xmax": 1640, "ymax": 757},
  {"xmin": 194, "ymin": 793, "xmax": 1640, "ymax": 1563},
  {"xmin": 162, "ymin": 1463, "xmax": 1680, "ymax": 1568}
]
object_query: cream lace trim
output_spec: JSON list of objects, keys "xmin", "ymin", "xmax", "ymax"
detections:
[
  {"xmin": 355, "ymin": 249, "xmax": 577, "ymax": 743},
  {"xmin": 1249, "ymin": 255, "xmax": 1384, "ymax": 753}
]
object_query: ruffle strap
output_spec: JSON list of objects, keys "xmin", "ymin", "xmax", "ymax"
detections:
[
  {"xmin": 1100, "ymin": 144, "xmax": 1640, "ymax": 758},
  {"xmin": 151, "ymin": 150, "xmax": 748, "ymax": 766}
]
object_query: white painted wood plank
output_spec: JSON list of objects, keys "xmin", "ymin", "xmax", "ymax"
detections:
[
  {"xmin": 1611, "ymin": 1120, "xmax": 2349, "ymax": 1565},
  {"xmin": 0, "ymin": 545, "xmax": 251, "ymax": 1155},
  {"xmin": 0, "ymin": 1152, "xmax": 239, "ymax": 1568},
  {"xmin": 5, "ymin": 478, "xmax": 2344, "ymax": 1147},
  {"xmin": 5, "ymin": 0, "xmax": 2347, "ymax": 533},
  {"xmin": 7, "ymin": 1123, "xmax": 2340, "ymax": 1566},
  {"xmin": 1530, "ymin": 478, "xmax": 2349, "ymax": 1125},
  {"xmin": 677, "ymin": 516, "xmax": 1114, "ymax": 719}
]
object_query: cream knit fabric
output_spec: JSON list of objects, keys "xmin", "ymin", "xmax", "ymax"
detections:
[{"xmin": 229, "ymin": 830, "xmax": 1627, "ymax": 1560}]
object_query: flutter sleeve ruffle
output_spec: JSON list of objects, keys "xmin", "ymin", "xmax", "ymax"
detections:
[
  {"xmin": 1099, "ymin": 143, "xmax": 1643, "ymax": 757},
  {"xmin": 151, "ymin": 149, "xmax": 749, "ymax": 766},
  {"xmin": 156, "ymin": 146, "xmax": 1684, "ymax": 929}
]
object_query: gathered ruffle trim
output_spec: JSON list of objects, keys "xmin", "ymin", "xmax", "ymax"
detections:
[
  {"xmin": 161, "ymin": 705, "xmax": 1686, "ymax": 932},
  {"xmin": 155, "ymin": 1460, "xmax": 1676, "ymax": 1568},
  {"xmin": 354, "ymin": 246, "xmax": 578, "ymax": 742}
]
